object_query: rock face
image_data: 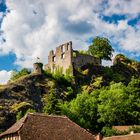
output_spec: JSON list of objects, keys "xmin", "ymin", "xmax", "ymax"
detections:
[
  {"xmin": 0, "ymin": 74, "xmax": 68, "ymax": 132},
  {"xmin": 0, "ymin": 55, "xmax": 139, "ymax": 133},
  {"xmin": 112, "ymin": 54, "xmax": 140, "ymax": 83}
]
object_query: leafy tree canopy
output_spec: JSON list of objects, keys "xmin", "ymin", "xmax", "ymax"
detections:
[{"xmin": 88, "ymin": 36, "xmax": 114, "ymax": 60}]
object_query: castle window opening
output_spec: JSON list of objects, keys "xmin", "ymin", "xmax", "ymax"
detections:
[
  {"xmin": 67, "ymin": 43, "xmax": 70, "ymax": 50},
  {"xmin": 61, "ymin": 45, "xmax": 65, "ymax": 53},
  {"xmin": 52, "ymin": 56, "xmax": 56, "ymax": 62},
  {"xmin": 61, "ymin": 53, "xmax": 65, "ymax": 59}
]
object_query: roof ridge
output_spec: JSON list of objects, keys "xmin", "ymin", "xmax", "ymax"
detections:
[
  {"xmin": 27, "ymin": 112, "xmax": 67, "ymax": 118},
  {"xmin": 0, "ymin": 114, "xmax": 28, "ymax": 138},
  {"xmin": 0, "ymin": 113, "xmax": 97, "ymax": 139}
]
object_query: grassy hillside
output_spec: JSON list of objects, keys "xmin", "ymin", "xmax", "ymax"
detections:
[{"xmin": 0, "ymin": 54, "xmax": 140, "ymax": 136}]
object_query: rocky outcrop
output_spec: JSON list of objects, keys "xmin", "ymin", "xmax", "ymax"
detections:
[{"xmin": 0, "ymin": 74, "xmax": 69, "ymax": 132}]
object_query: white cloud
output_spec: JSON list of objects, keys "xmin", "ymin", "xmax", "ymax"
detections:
[
  {"xmin": 0, "ymin": 0, "xmax": 140, "ymax": 69},
  {"xmin": 0, "ymin": 70, "xmax": 12, "ymax": 84},
  {"xmin": 104, "ymin": 0, "xmax": 140, "ymax": 18}
]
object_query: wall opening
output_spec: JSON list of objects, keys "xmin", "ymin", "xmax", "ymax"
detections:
[
  {"xmin": 61, "ymin": 53, "xmax": 65, "ymax": 59},
  {"xmin": 67, "ymin": 43, "xmax": 70, "ymax": 50},
  {"xmin": 61, "ymin": 45, "xmax": 65, "ymax": 53},
  {"xmin": 52, "ymin": 56, "xmax": 56, "ymax": 62}
]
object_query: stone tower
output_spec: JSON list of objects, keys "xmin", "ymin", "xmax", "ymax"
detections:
[
  {"xmin": 45, "ymin": 41, "xmax": 73, "ymax": 74},
  {"xmin": 33, "ymin": 62, "xmax": 43, "ymax": 74}
]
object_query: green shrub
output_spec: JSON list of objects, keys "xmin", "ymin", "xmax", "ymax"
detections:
[
  {"xmin": 101, "ymin": 126, "xmax": 140, "ymax": 137},
  {"xmin": 128, "ymin": 126, "xmax": 140, "ymax": 133},
  {"xmin": 16, "ymin": 108, "xmax": 36, "ymax": 121},
  {"xmin": 11, "ymin": 102, "xmax": 31, "ymax": 112},
  {"xmin": 101, "ymin": 127, "xmax": 118, "ymax": 137},
  {"xmin": 10, "ymin": 68, "xmax": 30, "ymax": 81},
  {"xmin": 16, "ymin": 111, "xmax": 23, "ymax": 121},
  {"xmin": 44, "ymin": 69, "xmax": 52, "ymax": 78},
  {"xmin": 43, "ymin": 90, "xmax": 61, "ymax": 115},
  {"xmin": 91, "ymin": 76, "xmax": 103, "ymax": 88},
  {"xmin": 78, "ymin": 50, "xmax": 89, "ymax": 55}
]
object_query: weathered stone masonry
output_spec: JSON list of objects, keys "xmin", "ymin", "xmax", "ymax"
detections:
[
  {"xmin": 45, "ymin": 41, "xmax": 101, "ymax": 75},
  {"xmin": 45, "ymin": 41, "xmax": 73, "ymax": 74}
]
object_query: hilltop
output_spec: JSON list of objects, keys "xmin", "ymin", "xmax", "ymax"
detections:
[
  {"xmin": 0, "ymin": 54, "xmax": 140, "ymax": 136},
  {"xmin": 0, "ymin": 72, "xmax": 76, "ymax": 131}
]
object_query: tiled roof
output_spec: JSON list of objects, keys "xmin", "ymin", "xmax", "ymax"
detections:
[
  {"xmin": 103, "ymin": 133, "xmax": 140, "ymax": 140},
  {"xmin": 0, "ymin": 113, "xmax": 96, "ymax": 140},
  {"xmin": 112, "ymin": 125, "xmax": 140, "ymax": 132},
  {"xmin": 0, "ymin": 114, "xmax": 27, "ymax": 137}
]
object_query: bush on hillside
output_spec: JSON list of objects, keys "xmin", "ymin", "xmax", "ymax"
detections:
[{"xmin": 10, "ymin": 68, "xmax": 31, "ymax": 81}]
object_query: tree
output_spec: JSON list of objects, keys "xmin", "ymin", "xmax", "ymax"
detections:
[
  {"xmin": 61, "ymin": 91, "xmax": 99, "ymax": 131},
  {"xmin": 43, "ymin": 89, "xmax": 61, "ymax": 115},
  {"xmin": 88, "ymin": 37, "xmax": 114, "ymax": 60},
  {"xmin": 98, "ymin": 82, "xmax": 140, "ymax": 126}
]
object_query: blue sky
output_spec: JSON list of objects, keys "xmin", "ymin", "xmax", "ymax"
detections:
[{"xmin": 0, "ymin": 0, "xmax": 140, "ymax": 83}]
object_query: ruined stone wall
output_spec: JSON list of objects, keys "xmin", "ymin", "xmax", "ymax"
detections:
[
  {"xmin": 45, "ymin": 41, "xmax": 101, "ymax": 75},
  {"xmin": 45, "ymin": 41, "xmax": 73, "ymax": 74},
  {"xmin": 32, "ymin": 63, "xmax": 43, "ymax": 74},
  {"xmin": 73, "ymin": 53, "xmax": 101, "ymax": 69}
]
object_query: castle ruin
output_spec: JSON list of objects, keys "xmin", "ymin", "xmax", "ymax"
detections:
[
  {"xmin": 32, "ymin": 62, "xmax": 43, "ymax": 74},
  {"xmin": 45, "ymin": 41, "xmax": 101, "ymax": 75}
]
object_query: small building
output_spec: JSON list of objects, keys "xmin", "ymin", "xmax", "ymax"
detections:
[
  {"xmin": 103, "ymin": 126, "xmax": 140, "ymax": 140},
  {"xmin": 103, "ymin": 133, "xmax": 140, "ymax": 140},
  {"xmin": 0, "ymin": 113, "xmax": 98, "ymax": 140},
  {"xmin": 112, "ymin": 125, "xmax": 140, "ymax": 133},
  {"xmin": 45, "ymin": 41, "xmax": 101, "ymax": 75}
]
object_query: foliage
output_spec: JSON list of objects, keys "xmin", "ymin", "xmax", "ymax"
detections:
[
  {"xmin": 101, "ymin": 127, "xmax": 119, "ymax": 137},
  {"xmin": 91, "ymin": 76, "xmax": 103, "ymax": 88},
  {"xmin": 98, "ymin": 82, "xmax": 140, "ymax": 125},
  {"xmin": 43, "ymin": 69, "xmax": 52, "ymax": 78},
  {"xmin": 60, "ymin": 79, "xmax": 140, "ymax": 134},
  {"xmin": 11, "ymin": 102, "xmax": 31, "ymax": 112},
  {"xmin": 127, "ymin": 77, "xmax": 140, "ymax": 97},
  {"xmin": 1, "ymin": 38, "xmax": 140, "ymax": 137},
  {"xmin": 114, "ymin": 54, "xmax": 131, "ymax": 65},
  {"xmin": 16, "ymin": 111, "xmax": 23, "ymax": 121},
  {"xmin": 78, "ymin": 50, "xmax": 89, "ymax": 55},
  {"xmin": 26, "ymin": 108, "xmax": 36, "ymax": 114},
  {"xmin": 73, "ymin": 52, "xmax": 77, "ymax": 57},
  {"xmin": 129, "ymin": 126, "xmax": 140, "ymax": 133},
  {"xmin": 43, "ymin": 89, "xmax": 61, "ymax": 115},
  {"xmin": 65, "ymin": 87, "xmax": 74, "ymax": 98},
  {"xmin": 88, "ymin": 36, "xmax": 114, "ymax": 60},
  {"xmin": 10, "ymin": 68, "xmax": 31, "ymax": 81},
  {"xmin": 61, "ymin": 91, "xmax": 99, "ymax": 131},
  {"xmin": 51, "ymin": 66, "xmax": 73, "ymax": 86},
  {"xmin": 102, "ymin": 126, "xmax": 140, "ymax": 137},
  {"xmin": 16, "ymin": 108, "xmax": 36, "ymax": 121},
  {"xmin": 53, "ymin": 66, "xmax": 63, "ymax": 78}
]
